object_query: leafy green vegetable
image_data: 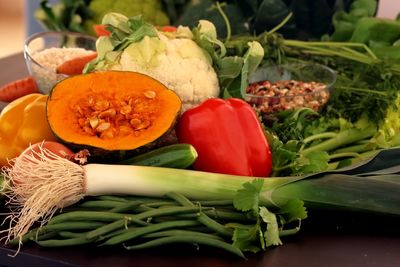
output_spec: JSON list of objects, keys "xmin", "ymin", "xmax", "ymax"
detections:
[
  {"xmin": 35, "ymin": 0, "xmax": 169, "ymax": 35},
  {"xmin": 35, "ymin": 0, "xmax": 92, "ymax": 32},
  {"xmin": 192, "ymin": 20, "xmax": 264, "ymax": 98},
  {"xmin": 292, "ymin": 151, "xmax": 330, "ymax": 175},
  {"xmin": 251, "ymin": 0, "xmax": 295, "ymax": 38},
  {"xmin": 232, "ymin": 225, "xmax": 263, "ymax": 253},
  {"xmin": 84, "ymin": 14, "xmax": 160, "ymax": 72},
  {"xmin": 85, "ymin": 0, "xmax": 170, "ymax": 35},
  {"xmin": 329, "ymin": 0, "xmax": 378, "ymax": 41},
  {"xmin": 172, "ymin": 0, "xmax": 342, "ymax": 40},
  {"xmin": 225, "ymin": 41, "xmax": 264, "ymax": 98},
  {"xmin": 350, "ymin": 17, "xmax": 400, "ymax": 44},
  {"xmin": 277, "ymin": 199, "xmax": 307, "ymax": 224},
  {"xmin": 233, "ymin": 179, "xmax": 264, "ymax": 214},
  {"xmin": 370, "ymin": 94, "xmax": 400, "ymax": 148},
  {"xmin": 231, "ymin": 179, "xmax": 306, "ymax": 253},
  {"xmin": 259, "ymin": 207, "xmax": 282, "ymax": 247},
  {"xmin": 174, "ymin": 0, "xmax": 247, "ymax": 38}
]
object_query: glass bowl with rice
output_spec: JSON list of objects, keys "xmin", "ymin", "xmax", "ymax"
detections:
[
  {"xmin": 243, "ymin": 62, "xmax": 336, "ymax": 119},
  {"xmin": 24, "ymin": 31, "xmax": 97, "ymax": 94}
]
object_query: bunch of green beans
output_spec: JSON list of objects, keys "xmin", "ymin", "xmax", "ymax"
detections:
[{"xmin": 10, "ymin": 193, "xmax": 261, "ymax": 258}]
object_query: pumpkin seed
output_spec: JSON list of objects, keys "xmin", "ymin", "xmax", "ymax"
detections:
[
  {"xmin": 99, "ymin": 109, "xmax": 117, "ymax": 120},
  {"xmin": 89, "ymin": 117, "xmax": 99, "ymax": 129},
  {"xmin": 96, "ymin": 122, "xmax": 111, "ymax": 132},
  {"xmin": 144, "ymin": 90, "xmax": 156, "ymax": 99},
  {"xmin": 94, "ymin": 100, "xmax": 110, "ymax": 111}
]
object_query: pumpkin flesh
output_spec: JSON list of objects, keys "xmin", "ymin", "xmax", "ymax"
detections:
[{"xmin": 47, "ymin": 71, "xmax": 181, "ymax": 152}]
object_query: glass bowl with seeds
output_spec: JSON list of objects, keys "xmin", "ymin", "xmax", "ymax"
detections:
[{"xmin": 244, "ymin": 62, "xmax": 336, "ymax": 117}]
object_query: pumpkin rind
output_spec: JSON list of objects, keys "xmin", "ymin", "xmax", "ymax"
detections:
[{"xmin": 46, "ymin": 71, "xmax": 181, "ymax": 161}]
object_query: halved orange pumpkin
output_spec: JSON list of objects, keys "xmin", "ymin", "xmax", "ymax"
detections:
[{"xmin": 46, "ymin": 71, "xmax": 181, "ymax": 161}]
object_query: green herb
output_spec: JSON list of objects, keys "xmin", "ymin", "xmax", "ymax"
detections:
[{"xmin": 192, "ymin": 20, "xmax": 264, "ymax": 98}]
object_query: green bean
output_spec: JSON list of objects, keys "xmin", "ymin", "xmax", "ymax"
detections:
[
  {"xmin": 108, "ymin": 200, "xmax": 144, "ymax": 213},
  {"xmin": 36, "ymin": 236, "xmax": 91, "ymax": 247},
  {"xmin": 133, "ymin": 196, "xmax": 171, "ymax": 203},
  {"xmin": 142, "ymin": 201, "xmax": 176, "ymax": 208},
  {"xmin": 133, "ymin": 206, "xmax": 155, "ymax": 212},
  {"xmin": 124, "ymin": 235, "xmax": 245, "ymax": 259},
  {"xmin": 58, "ymin": 231, "xmax": 85, "ymax": 239},
  {"xmin": 166, "ymin": 192, "xmax": 233, "ymax": 237},
  {"xmin": 48, "ymin": 211, "xmax": 147, "ymax": 226},
  {"xmin": 86, "ymin": 220, "xmax": 130, "ymax": 241},
  {"xmin": 97, "ymin": 227, "xmax": 137, "ymax": 241},
  {"xmin": 96, "ymin": 196, "xmax": 130, "ymax": 202},
  {"xmin": 48, "ymin": 211, "xmax": 127, "ymax": 224},
  {"xmin": 196, "ymin": 214, "xmax": 233, "ymax": 237},
  {"xmin": 9, "ymin": 231, "xmax": 55, "ymax": 246},
  {"xmin": 9, "ymin": 221, "xmax": 106, "ymax": 246},
  {"xmin": 79, "ymin": 200, "xmax": 127, "ymax": 209},
  {"xmin": 103, "ymin": 220, "xmax": 200, "ymax": 245},
  {"xmin": 9, "ymin": 230, "xmax": 46, "ymax": 245},
  {"xmin": 30, "ymin": 231, "xmax": 59, "ymax": 242},
  {"xmin": 49, "ymin": 211, "xmax": 149, "ymax": 226},
  {"xmin": 196, "ymin": 200, "xmax": 233, "ymax": 206},
  {"xmin": 143, "ymin": 230, "xmax": 224, "ymax": 241},
  {"xmin": 100, "ymin": 196, "xmax": 166, "ymax": 203},
  {"xmin": 86, "ymin": 206, "xmax": 211, "ymax": 240},
  {"xmin": 175, "ymin": 208, "xmax": 253, "ymax": 222}
]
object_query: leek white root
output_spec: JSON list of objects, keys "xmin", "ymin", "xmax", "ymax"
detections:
[{"xmin": 2, "ymin": 147, "xmax": 86, "ymax": 243}]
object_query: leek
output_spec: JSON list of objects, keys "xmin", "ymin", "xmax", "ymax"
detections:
[{"xmin": 2, "ymin": 146, "xmax": 400, "ymax": 243}]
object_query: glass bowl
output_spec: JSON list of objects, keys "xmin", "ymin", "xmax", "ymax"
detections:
[
  {"xmin": 24, "ymin": 31, "xmax": 97, "ymax": 94},
  {"xmin": 244, "ymin": 62, "xmax": 336, "ymax": 115}
]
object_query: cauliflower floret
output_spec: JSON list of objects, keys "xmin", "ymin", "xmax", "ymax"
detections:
[{"xmin": 114, "ymin": 33, "xmax": 220, "ymax": 111}]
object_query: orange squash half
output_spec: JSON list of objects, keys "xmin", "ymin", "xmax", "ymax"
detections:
[{"xmin": 47, "ymin": 71, "xmax": 181, "ymax": 161}]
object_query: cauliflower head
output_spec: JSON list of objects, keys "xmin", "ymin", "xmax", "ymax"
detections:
[{"xmin": 113, "ymin": 32, "xmax": 220, "ymax": 111}]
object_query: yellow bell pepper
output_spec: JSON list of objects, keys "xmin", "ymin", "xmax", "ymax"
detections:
[{"xmin": 0, "ymin": 93, "xmax": 56, "ymax": 166}]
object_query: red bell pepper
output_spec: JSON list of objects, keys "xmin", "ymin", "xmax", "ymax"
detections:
[{"xmin": 176, "ymin": 98, "xmax": 272, "ymax": 177}]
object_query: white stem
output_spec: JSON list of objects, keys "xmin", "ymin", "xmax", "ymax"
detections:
[
  {"xmin": 84, "ymin": 164, "xmax": 166, "ymax": 196},
  {"xmin": 84, "ymin": 164, "xmax": 257, "ymax": 200}
]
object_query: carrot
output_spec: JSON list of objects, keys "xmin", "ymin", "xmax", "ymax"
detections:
[
  {"xmin": 93, "ymin": 24, "xmax": 110, "ymax": 37},
  {"xmin": 56, "ymin": 52, "xmax": 98, "ymax": 76},
  {"xmin": 155, "ymin": 25, "xmax": 178, "ymax": 33},
  {"xmin": 160, "ymin": 25, "xmax": 177, "ymax": 32},
  {"xmin": 0, "ymin": 76, "xmax": 39, "ymax": 102}
]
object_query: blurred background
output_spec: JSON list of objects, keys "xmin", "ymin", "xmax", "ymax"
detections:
[
  {"xmin": 0, "ymin": 0, "xmax": 399, "ymax": 58},
  {"xmin": 0, "ymin": 0, "xmax": 25, "ymax": 58}
]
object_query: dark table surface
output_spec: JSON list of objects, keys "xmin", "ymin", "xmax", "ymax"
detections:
[{"xmin": 0, "ymin": 53, "xmax": 399, "ymax": 267}]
